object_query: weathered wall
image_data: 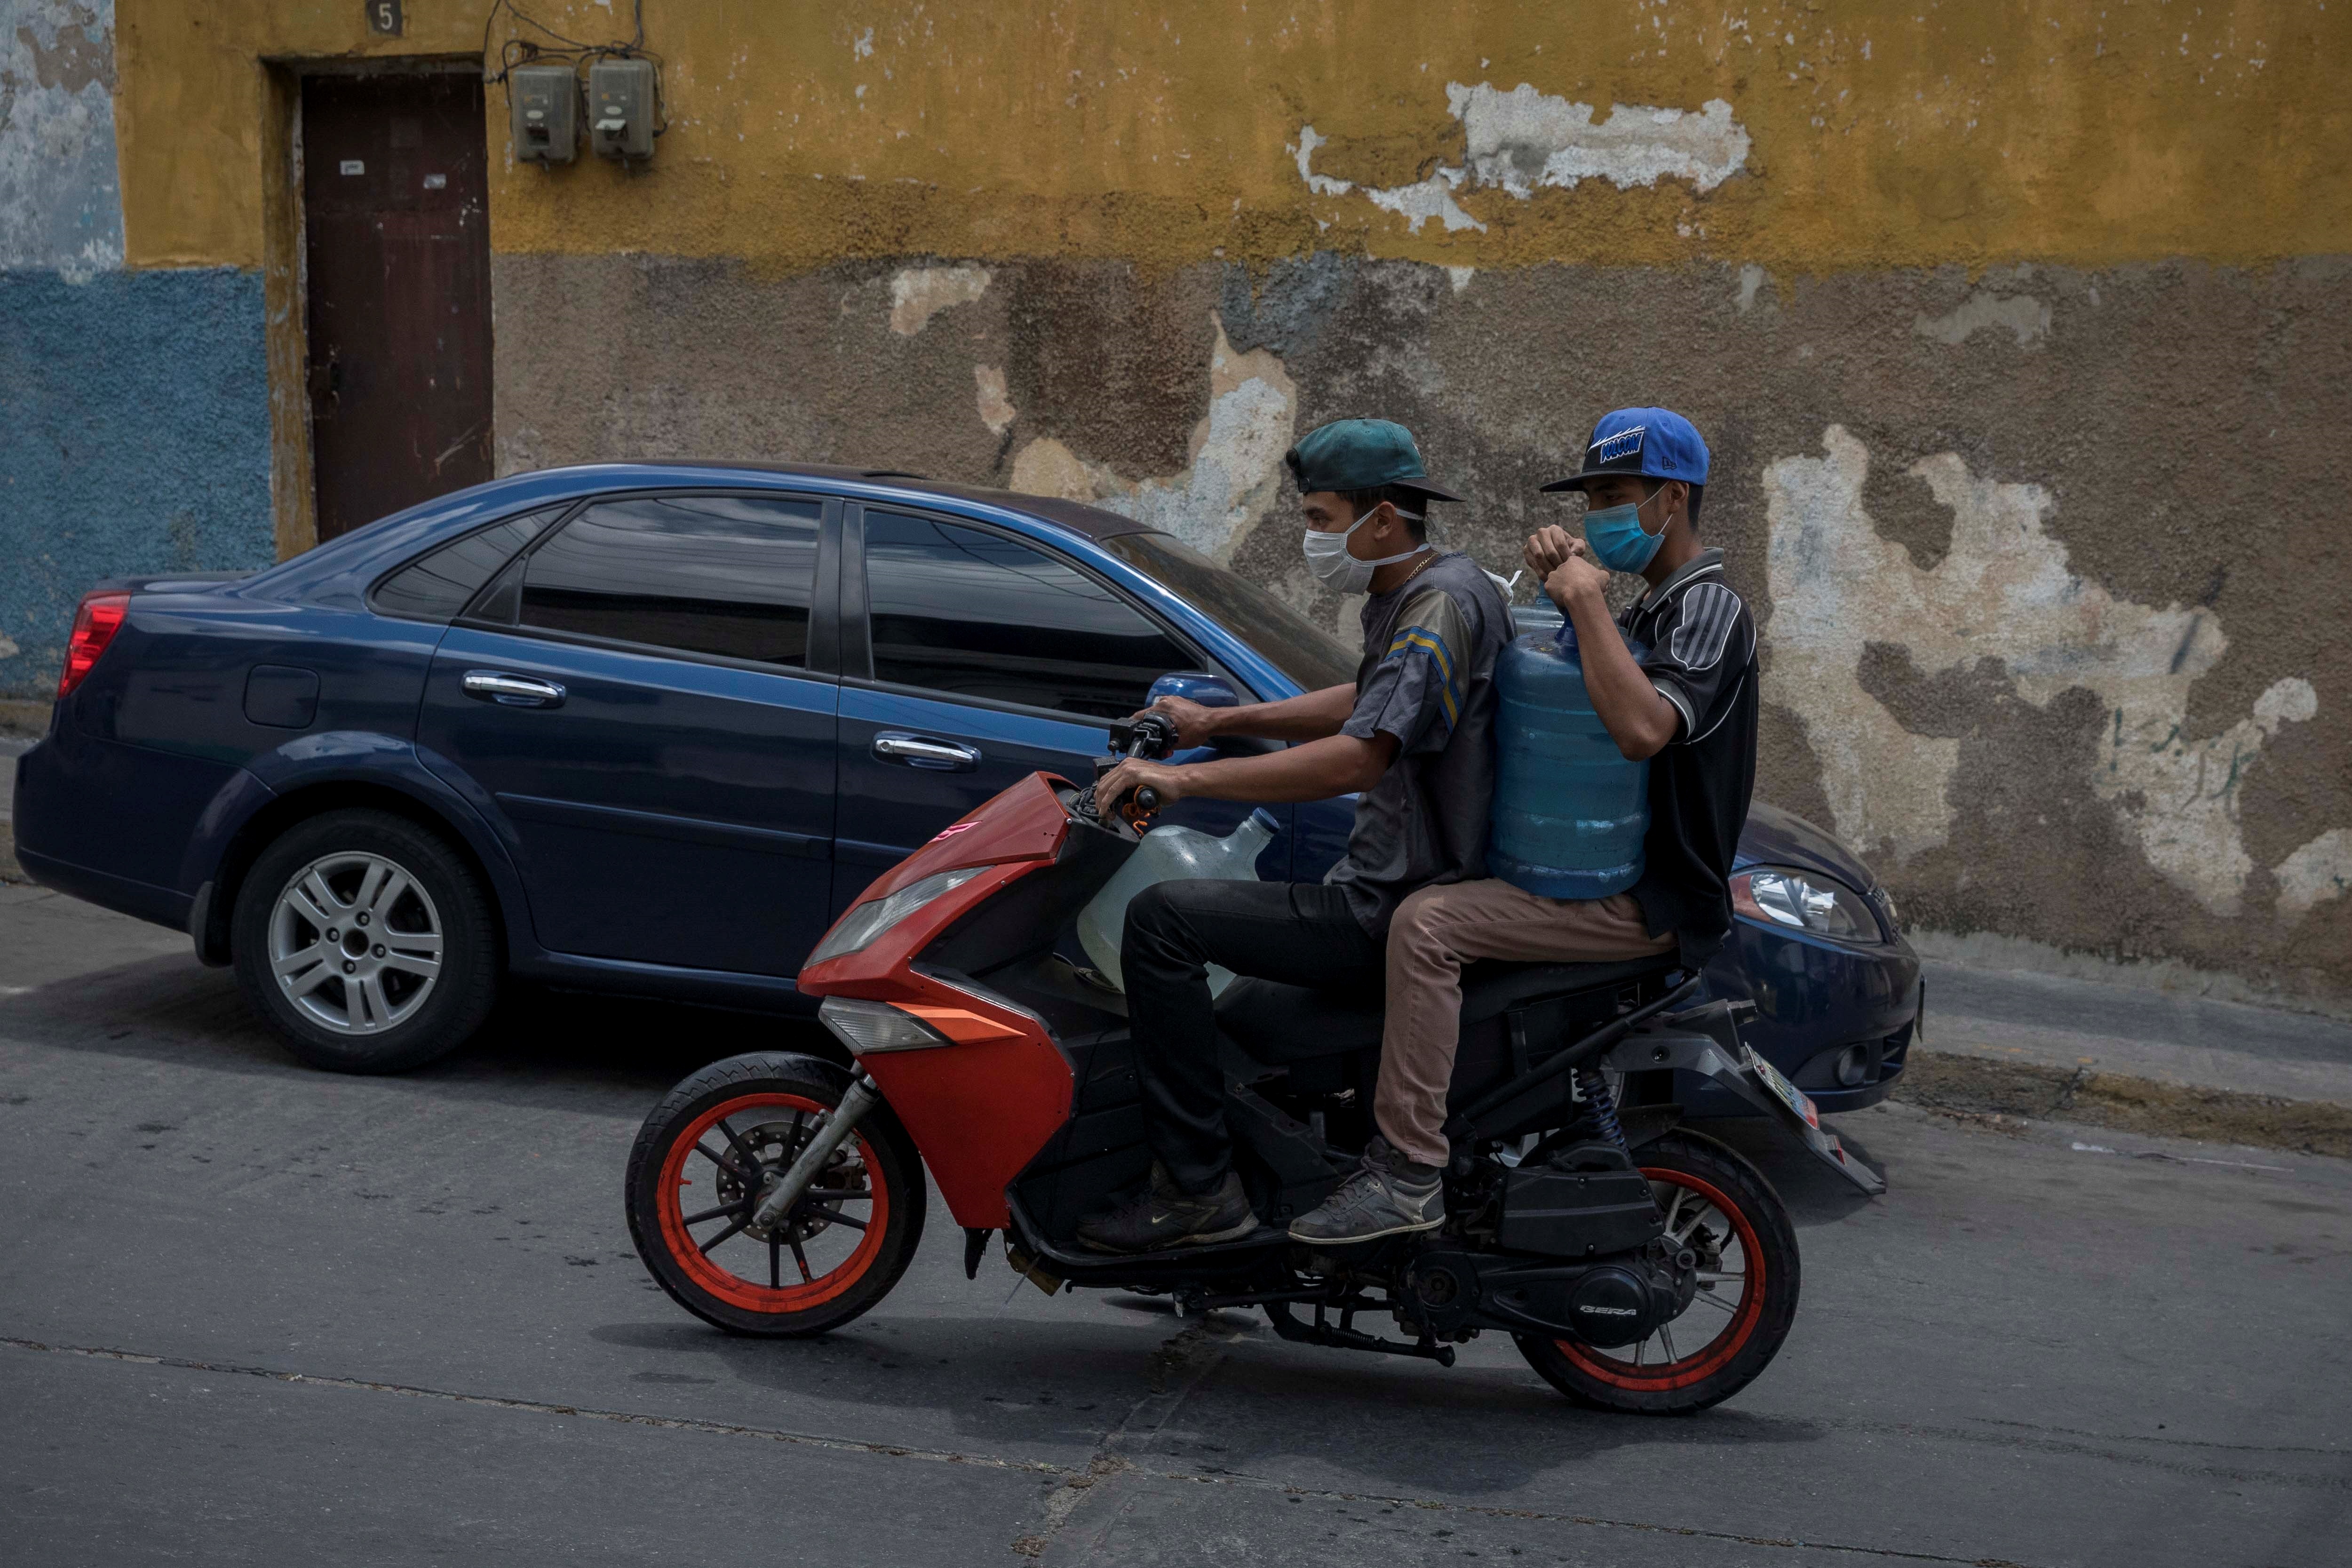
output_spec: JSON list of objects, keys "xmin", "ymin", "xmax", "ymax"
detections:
[
  {"xmin": 0, "ymin": 0, "xmax": 273, "ymax": 696},
  {"xmin": 26, "ymin": 1, "xmax": 2352, "ymax": 998}
]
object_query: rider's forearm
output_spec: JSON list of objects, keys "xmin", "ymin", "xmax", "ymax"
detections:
[
  {"xmin": 1562, "ymin": 588, "xmax": 1679, "ymax": 761},
  {"xmin": 1174, "ymin": 732, "xmax": 1398, "ymax": 803},
  {"xmin": 1200, "ymin": 683, "xmax": 1357, "ymax": 743}
]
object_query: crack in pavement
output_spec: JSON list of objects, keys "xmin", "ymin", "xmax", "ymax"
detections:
[
  {"xmin": 0, "ymin": 1333, "xmax": 2219, "ymax": 1566},
  {"xmin": 1010, "ymin": 1313, "xmax": 1245, "ymax": 1558}
]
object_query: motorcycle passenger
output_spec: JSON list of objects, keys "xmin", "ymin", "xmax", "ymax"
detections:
[
  {"xmin": 1288, "ymin": 407, "xmax": 1758, "ymax": 1245},
  {"xmin": 1077, "ymin": 418, "xmax": 1511, "ymax": 1254}
]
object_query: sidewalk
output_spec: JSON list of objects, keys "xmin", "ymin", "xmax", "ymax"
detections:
[{"xmin": 1899, "ymin": 959, "xmax": 2352, "ymax": 1158}]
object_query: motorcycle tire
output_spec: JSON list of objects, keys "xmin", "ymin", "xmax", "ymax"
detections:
[
  {"xmin": 1515, "ymin": 1130, "xmax": 1800, "ymax": 1414},
  {"xmin": 626, "ymin": 1052, "xmax": 926, "ymax": 1338}
]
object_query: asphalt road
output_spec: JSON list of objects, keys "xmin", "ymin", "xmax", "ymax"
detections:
[{"xmin": 2, "ymin": 882, "xmax": 2348, "ymax": 1566}]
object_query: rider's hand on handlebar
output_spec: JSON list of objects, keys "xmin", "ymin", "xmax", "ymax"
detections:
[
  {"xmin": 1094, "ymin": 756, "xmax": 1186, "ymax": 818},
  {"xmin": 1126, "ymin": 694, "xmax": 1218, "ymax": 752}
]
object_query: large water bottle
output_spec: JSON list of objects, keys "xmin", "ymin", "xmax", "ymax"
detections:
[
  {"xmin": 1486, "ymin": 623, "xmax": 1650, "ymax": 899},
  {"xmin": 1078, "ymin": 809, "xmax": 1279, "ymax": 994}
]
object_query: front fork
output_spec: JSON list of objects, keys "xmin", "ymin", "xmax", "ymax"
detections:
[{"xmin": 747, "ymin": 1071, "xmax": 885, "ymax": 1231}]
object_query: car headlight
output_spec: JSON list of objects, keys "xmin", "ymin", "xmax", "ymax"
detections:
[
  {"xmin": 806, "ymin": 866, "xmax": 990, "ymax": 966},
  {"xmin": 1731, "ymin": 867, "xmax": 1884, "ymax": 943}
]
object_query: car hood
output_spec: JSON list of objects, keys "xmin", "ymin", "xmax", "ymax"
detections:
[{"xmin": 1737, "ymin": 801, "xmax": 1880, "ymax": 892}]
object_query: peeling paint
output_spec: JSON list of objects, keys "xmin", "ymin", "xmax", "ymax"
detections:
[
  {"xmin": 888, "ymin": 263, "xmax": 990, "ymax": 335},
  {"xmin": 1011, "ymin": 317, "xmax": 1295, "ymax": 563},
  {"xmin": 1296, "ymin": 84, "xmax": 1750, "ymax": 235},
  {"xmin": 2276, "ymin": 830, "xmax": 2352, "ymax": 922},
  {"xmin": 0, "ymin": 0, "xmax": 122, "ymax": 279},
  {"xmin": 1764, "ymin": 426, "xmax": 2333, "ymax": 915},
  {"xmin": 1915, "ymin": 290, "xmax": 2053, "ymax": 347},
  {"xmin": 972, "ymin": 363, "xmax": 1015, "ymax": 436}
]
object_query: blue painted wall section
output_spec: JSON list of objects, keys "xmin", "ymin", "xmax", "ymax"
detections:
[
  {"xmin": 0, "ymin": 1, "xmax": 275, "ymax": 698},
  {"xmin": 0, "ymin": 268, "xmax": 275, "ymax": 697}
]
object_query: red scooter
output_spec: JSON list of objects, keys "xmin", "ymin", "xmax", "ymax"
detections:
[{"xmin": 624, "ymin": 728, "xmax": 1881, "ymax": 1413}]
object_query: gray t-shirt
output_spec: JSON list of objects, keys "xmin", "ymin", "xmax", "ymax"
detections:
[{"xmin": 1327, "ymin": 551, "xmax": 1511, "ymax": 937}]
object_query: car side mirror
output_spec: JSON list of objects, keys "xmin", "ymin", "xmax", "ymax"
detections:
[{"xmin": 1147, "ymin": 671, "xmax": 1239, "ymax": 708}]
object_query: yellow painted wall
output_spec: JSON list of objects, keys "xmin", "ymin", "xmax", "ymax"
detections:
[{"xmin": 117, "ymin": 0, "xmax": 2352, "ymax": 274}]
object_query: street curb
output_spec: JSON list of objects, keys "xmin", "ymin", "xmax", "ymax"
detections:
[{"xmin": 1891, "ymin": 1049, "xmax": 2352, "ymax": 1161}]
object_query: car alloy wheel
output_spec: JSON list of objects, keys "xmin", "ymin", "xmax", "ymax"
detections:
[{"xmin": 266, "ymin": 851, "xmax": 445, "ymax": 1035}]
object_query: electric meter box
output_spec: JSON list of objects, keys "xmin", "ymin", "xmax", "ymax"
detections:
[
  {"xmin": 509, "ymin": 62, "xmax": 578, "ymax": 165},
  {"xmin": 589, "ymin": 57, "xmax": 658, "ymax": 161}
]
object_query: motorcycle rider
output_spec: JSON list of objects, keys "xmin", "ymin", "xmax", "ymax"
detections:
[
  {"xmin": 1078, "ymin": 417, "xmax": 1511, "ymax": 1253},
  {"xmin": 1288, "ymin": 407, "xmax": 1758, "ymax": 1244}
]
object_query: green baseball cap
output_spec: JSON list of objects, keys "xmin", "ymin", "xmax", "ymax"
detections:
[{"xmin": 1283, "ymin": 419, "xmax": 1466, "ymax": 503}]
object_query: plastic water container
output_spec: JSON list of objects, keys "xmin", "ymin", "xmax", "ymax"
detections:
[
  {"xmin": 1486, "ymin": 623, "xmax": 1650, "ymax": 899},
  {"xmin": 1078, "ymin": 809, "xmax": 1278, "ymax": 994}
]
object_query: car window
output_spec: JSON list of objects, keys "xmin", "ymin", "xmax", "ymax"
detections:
[
  {"xmin": 372, "ymin": 506, "xmax": 564, "ymax": 623},
  {"xmin": 1102, "ymin": 530, "xmax": 1356, "ymax": 692},
  {"xmin": 515, "ymin": 494, "xmax": 823, "ymax": 667},
  {"xmin": 863, "ymin": 511, "xmax": 1192, "ymax": 718}
]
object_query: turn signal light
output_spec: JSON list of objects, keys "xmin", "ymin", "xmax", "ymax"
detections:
[{"xmin": 56, "ymin": 592, "xmax": 130, "ymax": 699}]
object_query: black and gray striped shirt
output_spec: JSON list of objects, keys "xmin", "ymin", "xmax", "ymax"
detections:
[{"xmin": 1617, "ymin": 548, "xmax": 1758, "ymax": 964}]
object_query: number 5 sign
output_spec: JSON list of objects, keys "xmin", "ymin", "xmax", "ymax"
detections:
[{"xmin": 366, "ymin": 0, "xmax": 403, "ymax": 36}]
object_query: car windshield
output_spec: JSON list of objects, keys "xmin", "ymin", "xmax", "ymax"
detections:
[{"xmin": 1102, "ymin": 531, "xmax": 1356, "ymax": 694}]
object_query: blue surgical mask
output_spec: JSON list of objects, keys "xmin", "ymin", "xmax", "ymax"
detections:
[{"xmin": 1581, "ymin": 487, "xmax": 1668, "ymax": 573}]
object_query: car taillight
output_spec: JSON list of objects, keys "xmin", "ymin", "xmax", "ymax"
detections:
[{"xmin": 56, "ymin": 592, "xmax": 131, "ymax": 699}]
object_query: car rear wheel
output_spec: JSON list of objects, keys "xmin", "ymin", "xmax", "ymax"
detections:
[{"xmin": 231, "ymin": 809, "xmax": 499, "ymax": 1074}]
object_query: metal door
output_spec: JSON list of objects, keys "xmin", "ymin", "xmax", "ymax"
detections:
[{"xmin": 301, "ymin": 73, "xmax": 493, "ymax": 541}]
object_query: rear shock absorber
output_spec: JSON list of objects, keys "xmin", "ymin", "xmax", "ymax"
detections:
[{"xmin": 1571, "ymin": 1066, "xmax": 1632, "ymax": 1159}]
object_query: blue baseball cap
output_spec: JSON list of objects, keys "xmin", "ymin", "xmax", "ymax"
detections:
[
  {"xmin": 1284, "ymin": 418, "xmax": 1466, "ymax": 503},
  {"xmin": 1541, "ymin": 407, "xmax": 1710, "ymax": 493}
]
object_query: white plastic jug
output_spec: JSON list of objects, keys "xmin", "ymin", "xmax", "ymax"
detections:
[{"xmin": 1077, "ymin": 809, "xmax": 1279, "ymax": 994}]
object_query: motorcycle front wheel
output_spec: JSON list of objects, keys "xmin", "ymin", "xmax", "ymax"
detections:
[
  {"xmin": 1516, "ymin": 1130, "xmax": 1800, "ymax": 1414},
  {"xmin": 625, "ymin": 1051, "xmax": 926, "ymax": 1337}
]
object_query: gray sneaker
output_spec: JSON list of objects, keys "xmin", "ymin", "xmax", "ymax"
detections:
[{"xmin": 1289, "ymin": 1138, "xmax": 1445, "ymax": 1244}]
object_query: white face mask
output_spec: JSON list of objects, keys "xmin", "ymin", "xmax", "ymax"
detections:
[{"xmin": 1302, "ymin": 502, "xmax": 1425, "ymax": 595}]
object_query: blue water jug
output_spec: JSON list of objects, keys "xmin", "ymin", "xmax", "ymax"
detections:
[{"xmin": 1486, "ymin": 622, "xmax": 1650, "ymax": 899}]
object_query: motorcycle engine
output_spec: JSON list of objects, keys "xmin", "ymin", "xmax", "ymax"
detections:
[{"xmin": 1558, "ymin": 1261, "xmax": 1680, "ymax": 1348}]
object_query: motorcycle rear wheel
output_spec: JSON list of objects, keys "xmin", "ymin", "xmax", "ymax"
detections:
[
  {"xmin": 625, "ymin": 1052, "xmax": 926, "ymax": 1337},
  {"xmin": 1515, "ymin": 1130, "xmax": 1799, "ymax": 1414}
]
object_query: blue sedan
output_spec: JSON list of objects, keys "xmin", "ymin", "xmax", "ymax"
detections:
[{"xmin": 13, "ymin": 463, "xmax": 1919, "ymax": 1108}]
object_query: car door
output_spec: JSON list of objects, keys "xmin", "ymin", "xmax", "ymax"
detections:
[
  {"xmin": 832, "ymin": 506, "xmax": 1269, "ymax": 911},
  {"xmin": 416, "ymin": 491, "xmax": 840, "ymax": 977}
]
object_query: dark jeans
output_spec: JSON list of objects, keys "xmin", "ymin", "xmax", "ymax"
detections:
[{"xmin": 1121, "ymin": 879, "xmax": 1383, "ymax": 1194}]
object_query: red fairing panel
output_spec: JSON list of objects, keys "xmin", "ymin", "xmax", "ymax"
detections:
[
  {"xmin": 798, "ymin": 771, "xmax": 1081, "ymax": 1228},
  {"xmin": 842, "ymin": 771, "xmax": 1074, "ymax": 911},
  {"xmin": 858, "ymin": 1005, "xmax": 1072, "ymax": 1229}
]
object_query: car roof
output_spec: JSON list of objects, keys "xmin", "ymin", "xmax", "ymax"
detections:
[{"xmin": 670, "ymin": 462, "xmax": 1152, "ymax": 543}]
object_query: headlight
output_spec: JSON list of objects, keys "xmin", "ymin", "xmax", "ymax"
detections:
[
  {"xmin": 1731, "ymin": 867, "xmax": 1884, "ymax": 943},
  {"xmin": 806, "ymin": 866, "xmax": 990, "ymax": 965},
  {"xmin": 818, "ymin": 996, "xmax": 950, "ymax": 1054}
]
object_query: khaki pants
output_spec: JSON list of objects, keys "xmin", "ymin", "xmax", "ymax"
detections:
[{"xmin": 1376, "ymin": 880, "xmax": 1675, "ymax": 1166}]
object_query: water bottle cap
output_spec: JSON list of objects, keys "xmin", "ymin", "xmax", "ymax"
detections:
[{"xmin": 1248, "ymin": 807, "xmax": 1279, "ymax": 834}]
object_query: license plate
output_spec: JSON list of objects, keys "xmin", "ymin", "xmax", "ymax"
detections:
[{"xmin": 1744, "ymin": 1045, "xmax": 1819, "ymax": 1129}]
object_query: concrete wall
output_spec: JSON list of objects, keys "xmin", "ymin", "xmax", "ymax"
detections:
[
  {"xmin": 28, "ymin": 1, "xmax": 2352, "ymax": 1001},
  {"xmin": 0, "ymin": 0, "xmax": 273, "ymax": 698}
]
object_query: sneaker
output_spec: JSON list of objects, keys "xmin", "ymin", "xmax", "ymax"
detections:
[
  {"xmin": 1076, "ymin": 1164, "xmax": 1259, "ymax": 1254},
  {"xmin": 1288, "ymin": 1138, "xmax": 1445, "ymax": 1244}
]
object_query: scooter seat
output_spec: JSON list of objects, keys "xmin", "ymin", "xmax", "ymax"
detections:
[{"xmin": 1216, "ymin": 954, "xmax": 1684, "ymax": 1067}]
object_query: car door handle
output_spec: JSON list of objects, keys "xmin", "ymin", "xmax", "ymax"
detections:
[
  {"xmin": 872, "ymin": 732, "xmax": 980, "ymax": 771},
  {"xmin": 462, "ymin": 670, "xmax": 567, "ymax": 708}
]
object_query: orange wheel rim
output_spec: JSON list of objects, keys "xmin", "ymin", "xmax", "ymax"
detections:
[
  {"xmin": 1556, "ymin": 1166, "xmax": 1766, "ymax": 1392},
  {"xmin": 656, "ymin": 1092, "xmax": 891, "ymax": 1313}
]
